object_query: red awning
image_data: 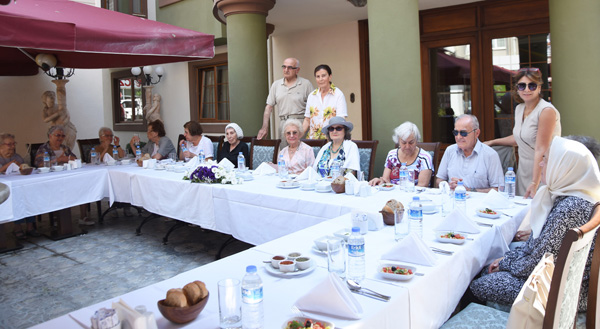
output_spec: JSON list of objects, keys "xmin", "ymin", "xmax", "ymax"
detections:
[{"xmin": 0, "ymin": 0, "xmax": 215, "ymax": 76}]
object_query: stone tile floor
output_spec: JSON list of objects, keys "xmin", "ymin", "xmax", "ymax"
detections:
[{"xmin": 0, "ymin": 205, "xmax": 252, "ymax": 329}]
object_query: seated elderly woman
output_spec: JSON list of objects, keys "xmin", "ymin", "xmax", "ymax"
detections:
[
  {"xmin": 129, "ymin": 120, "xmax": 175, "ymax": 160},
  {"xmin": 217, "ymin": 123, "xmax": 249, "ymax": 168},
  {"xmin": 179, "ymin": 121, "xmax": 214, "ymax": 161},
  {"xmin": 269, "ymin": 119, "xmax": 315, "ymax": 174},
  {"xmin": 95, "ymin": 127, "xmax": 125, "ymax": 161},
  {"xmin": 369, "ymin": 121, "xmax": 433, "ymax": 187},
  {"xmin": 312, "ymin": 117, "xmax": 360, "ymax": 177},
  {"xmin": 469, "ymin": 136, "xmax": 600, "ymax": 312},
  {"xmin": 35, "ymin": 125, "xmax": 76, "ymax": 167}
]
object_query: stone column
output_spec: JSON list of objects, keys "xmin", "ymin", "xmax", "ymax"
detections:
[
  {"xmin": 216, "ymin": 0, "xmax": 275, "ymax": 135},
  {"xmin": 549, "ymin": 0, "xmax": 600, "ymax": 141},
  {"xmin": 367, "ymin": 0, "xmax": 422, "ymax": 171}
]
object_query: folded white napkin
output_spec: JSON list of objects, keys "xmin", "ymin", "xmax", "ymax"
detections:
[
  {"xmin": 142, "ymin": 159, "xmax": 157, "ymax": 169},
  {"xmin": 253, "ymin": 162, "xmax": 276, "ymax": 176},
  {"xmin": 218, "ymin": 158, "xmax": 235, "ymax": 171},
  {"xmin": 344, "ymin": 172, "xmax": 358, "ymax": 182},
  {"xmin": 103, "ymin": 153, "xmax": 116, "ymax": 165},
  {"xmin": 5, "ymin": 163, "xmax": 19, "ymax": 174},
  {"xmin": 112, "ymin": 299, "xmax": 155, "ymax": 329},
  {"xmin": 296, "ymin": 166, "xmax": 318, "ymax": 181},
  {"xmin": 366, "ymin": 211, "xmax": 384, "ymax": 231},
  {"xmin": 435, "ymin": 209, "xmax": 481, "ymax": 234},
  {"xmin": 380, "ymin": 233, "xmax": 437, "ymax": 266},
  {"xmin": 295, "ymin": 273, "xmax": 363, "ymax": 320},
  {"xmin": 482, "ymin": 189, "xmax": 513, "ymax": 209},
  {"xmin": 68, "ymin": 160, "xmax": 80, "ymax": 169},
  {"xmin": 184, "ymin": 156, "xmax": 199, "ymax": 170}
]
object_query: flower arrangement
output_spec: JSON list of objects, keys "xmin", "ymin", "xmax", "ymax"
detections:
[{"xmin": 183, "ymin": 160, "xmax": 242, "ymax": 185}]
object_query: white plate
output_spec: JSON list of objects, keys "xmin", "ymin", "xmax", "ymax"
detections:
[
  {"xmin": 300, "ymin": 186, "xmax": 315, "ymax": 191},
  {"xmin": 422, "ymin": 209, "xmax": 438, "ymax": 215},
  {"xmin": 315, "ymin": 187, "xmax": 332, "ymax": 193},
  {"xmin": 281, "ymin": 317, "xmax": 334, "ymax": 329},
  {"xmin": 377, "ymin": 184, "xmax": 395, "ymax": 191},
  {"xmin": 476, "ymin": 208, "xmax": 500, "ymax": 219},
  {"xmin": 51, "ymin": 166, "xmax": 64, "ymax": 172},
  {"xmin": 435, "ymin": 231, "xmax": 468, "ymax": 244},
  {"xmin": 333, "ymin": 228, "xmax": 351, "ymax": 241},
  {"xmin": 154, "ymin": 167, "xmax": 165, "ymax": 171},
  {"xmin": 277, "ymin": 182, "xmax": 300, "ymax": 189},
  {"xmin": 379, "ymin": 263, "xmax": 416, "ymax": 281},
  {"xmin": 311, "ymin": 245, "xmax": 328, "ymax": 255},
  {"xmin": 264, "ymin": 262, "xmax": 316, "ymax": 277},
  {"xmin": 38, "ymin": 168, "xmax": 50, "ymax": 174}
]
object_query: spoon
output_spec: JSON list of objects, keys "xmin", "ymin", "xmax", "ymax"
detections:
[{"xmin": 346, "ymin": 280, "xmax": 391, "ymax": 300}]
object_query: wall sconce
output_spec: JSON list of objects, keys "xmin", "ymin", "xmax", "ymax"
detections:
[
  {"xmin": 131, "ymin": 65, "xmax": 164, "ymax": 86},
  {"xmin": 347, "ymin": 0, "xmax": 367, "ymax": 7},
  {"xmin": 34, "ymin": 53, "xmax": 75, "ymax": 79}
]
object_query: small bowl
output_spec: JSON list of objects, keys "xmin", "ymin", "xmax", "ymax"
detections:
[
  {"xmin": 313, "ymin": 235, "xmax": 330, "ymax": 251},
  {"xmin": 380, "ymin": 209, "xmax": 403, "ymax": 226},
  {"xmin": 20, "ymin": 167, "xmax": 33, "ymax": 175},
  {"xmin": 295, "ymin": 257, "xmax": 312, "ymax": 270},
  {"xmin": 301, "ymin": 182, "xmax": 316, "ymax": 190},
  {"xmin": 333, "ymin": 229, "xmax": 351, "ymax": 241},
  {"xmin": 271, "ymin": 255, "xmax": 286, "ymax": 268},
  {"xmin": 121, "ymin": 159, "xmax": 132, "ymax": 165},
  {"xmin": 287, "ymin": 252, "xmax": 302, "ymax": 261},
  {"xmin": 157, "ymin": 292, "xmax": 209, "ymax": 324},
  {"xmin": 52, "ymin": 165, "xmax": 64, "ymax": 172},
  {"xmin": 279, "ymin": 260, "xmax": 296, "ymax": 273},
  {"xmin": 38, "ymin": 167, "xmax": 50, "ymax": 174}
]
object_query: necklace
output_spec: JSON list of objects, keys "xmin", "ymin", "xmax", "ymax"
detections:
[{"xmin": 330, "ymin": 142, "xmax": 343, "ymax": 154}]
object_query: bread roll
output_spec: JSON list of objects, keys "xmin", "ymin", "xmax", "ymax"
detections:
[
  {"xmin": 165, "ymin": 288, "xmax": 188, "ymax": 307},
  {"xmin": 183, "ymin": 282, "xmax": 202, "ymax": 305},
  {"xmin": 193, "ymin": 280, "xmax": 208, "ymax": 299},
  {"xmin": 19, "ymin": 164, "xmax": 30, "ymax": 170},
  {"xmin": 382, "ymin": 199, "xmax": 403, "ymax": 214},
  {"xmin": 332, "ymin": 176, "xmax": 347, "ymax": 185}
]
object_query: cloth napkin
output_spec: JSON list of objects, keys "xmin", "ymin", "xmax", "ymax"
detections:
[
  {"xmin": 5, "ymin": 163, "xmax": 19, "ymax": 174},
  {"xmin": 482, "ymin": 189, "xmax": 513, "ymax": 209},
  {"xmin": 295, "ymin": 272, "xmax": 363, "ymax": 320},
  {"xmin": 380, "ymin": 233, "xmax": 437, "ymax": 266},
  {"xmin": 344, "ymin": 172, "xmax": 358, "ymax": 182},
  {"xmin": 112, "ymin": 299, "xmax": 157, "ymax": 329},
  {"xmin": 218, "ymin": 158, "xmax": 235, "ymax": 171},
  {"xmin": 296, "ymin": 166, "xmax": 318, "ymax": 181},
  {"xmin": 434, "ymin": 209, "xmax": 481, "ymax": 234},
  {"xmin": 142, "ymin": 159, "xmax": 157, "ymax": 169},
  {"xmin": 366, "ymin": 211, "xmax": 384, "ymax": 231},
  {"xmin": 184, "ymin": 156, "xmax": 199, "ymax": 170},
  {"xmin": 252, "ymin": 162, "xmax": 276, "ymax": 176},
  {"xmin": 103, "ymin": 153, "xmax": 116, "ymax": 165}
]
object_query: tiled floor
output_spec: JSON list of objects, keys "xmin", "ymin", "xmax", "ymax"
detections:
[{"xmin": 0, "ymin": 205, "xmax": 252, "ymax": 329}]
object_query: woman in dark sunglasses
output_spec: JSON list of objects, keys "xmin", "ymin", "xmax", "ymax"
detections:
[
  {"xmin": 312, "ymin": 116, "xmax": 360, "ymax": 177},
  {"xmin": 484, "ymin": 67, "xmax": 561, "ymax": 200}
]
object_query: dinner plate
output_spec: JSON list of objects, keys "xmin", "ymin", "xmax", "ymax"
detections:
[
  {"xmin": 315, "ymin": 187, "xmax": 332, "ymax": 193},
  {"xmin": 277, "ymin": 183, "xmax": 300, "ymax": 189},
  {"xmin": 311, "ymin": 245, "xmax": 328, "ymax": 255},
  {"xmin": 476, "ymin": 208, "xmax": 500, "ymax": 219},
  {"xmin": 377, "ymin": 184, "xmax": 395, "ymax": 191},
  {"xmin": 379, "ymin": 263, "xmax": 416, "ymax": 281},
  {"xmin": 281, "ymin": 317, "xmax": 334, "ymax": 329},
  {"xmin": 300, "ymin": 186, "xmax": 315, "ymax": 191},
  {"xmin": 422, "ymin": 209, "xmax": 438, "ymax": 215},
  {"xmin": 264, "ymin": 262, "xmax": 316, "ymax": 277},
  {"xmin": 435, "ymin": 231, "xmax": 468, "ymax": 245}
]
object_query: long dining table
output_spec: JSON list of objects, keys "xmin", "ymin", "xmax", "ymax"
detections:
[{"xmin": 2, "ymin": 163, "xmax": 527, "ymax": 328}]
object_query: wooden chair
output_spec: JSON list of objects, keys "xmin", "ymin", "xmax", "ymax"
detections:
[
  {"xmin": 176, "ymin": 134, "xmax": 185, "ymax": 158},
  {"xmin": 301, "ymin": 139, "xmax": 327, "ymax": 158},
  {"xmin": 249, "ymin": 138, "xmax": 281, "ymax": 170},
  {"xmin": 77, "ymin": 138, "xmax": 100, "ymax": 163},
  {"xmin": 26, "ymin": 142, "xmax": 44, "ymax": 167},
  {"xmin": 417, "ymin": 142, "xmax": 440, "ymax": 187},
  {"xmin": 352, "ymin": 140, "xmax": 379, "ymax": 181},
  {"xmin": 584, "ymin": 203, "xmax": 600, "ymax": 329},
  {"xmin": 441, "ymin": 202, "xmax": 600, "ymax": 329},
  {"xmin": 240, "ymin": 136, "xmax": 254, "ymax": 150},
  {"xmin": 206, "ymin": 135, "xmax": 224, "ymax": 159}
]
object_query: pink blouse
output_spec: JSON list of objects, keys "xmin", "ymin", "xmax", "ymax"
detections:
[{"xmin": 279, "ymin": 142, "xmax": 315, "ymax": 175}]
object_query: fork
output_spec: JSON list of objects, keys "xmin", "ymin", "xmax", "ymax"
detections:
[
  {"xmin": 430, "ymin": 247, "xmax": 453, "ymax": 255},
  {"xmin": 475, "ymin": 221, "xmax": 493, "ymax": 227},
  {"xmin": 291, "ymin": 305, "xmax": 306, "ymax": 317},
  {"xmin": 501, "ymin": 212, "xmax": 513, "ymax": 218}
]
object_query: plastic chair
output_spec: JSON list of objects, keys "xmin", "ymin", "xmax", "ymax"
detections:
[
  {"xmin": 352, "ymin": 140, "xmax": 378, "ymax": 181},
  {"xmin": 249, "ymin": 138, "xmax": 281, "ymax": 170}
]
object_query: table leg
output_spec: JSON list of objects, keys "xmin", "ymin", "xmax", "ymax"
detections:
[
  {"xmin": 0, "ymin": 222, "xmax": 24, "ymax": 254},
  {"xmin": 44, "ymin": 208, "xmax": 87, "ymax": 241}
]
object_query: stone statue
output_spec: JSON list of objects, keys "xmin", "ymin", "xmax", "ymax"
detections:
[
  {"xmin": 42, "ymin": 80, "xmax": 77, "ymax": 150},
  {"xmin": 144, "ymin": 86, "xmax": 162, "ymax": 123}
]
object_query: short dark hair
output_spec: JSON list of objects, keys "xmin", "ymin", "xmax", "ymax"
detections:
[
  {"xmin": 183, "ymin": 121, "xmax": 203, "ymax": 136},
  {"xmin": 314, "ymin": 64, "xmax": 332, "ymax": 76},
  {"xmin": 325, "ymin": 127, "xmax": 352, "ymax": 142},
  {"xmin": 148, "ymin": 120, "xmax": 166, "ymax": 137},
  {"xmin": 565, "ymin": 135, "xmax": 600, "ymax": 159}
]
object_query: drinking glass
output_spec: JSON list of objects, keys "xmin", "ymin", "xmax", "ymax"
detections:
[
  {"xmin": 169, "ymin": 153, "xmax": 177, "ymax": 162},
  {"xmin": 394, "ymin": 208, "xmax": 408, "ymax": 241},
  {"xmin": 218, "ymin": 279, "xmax": 242, "ymax": 329},
  {"xmin": 327, "ymin": 238, "xmax": 346, "ymax": 279},
  {"xmin": 133, "ymin": 133, "xmax": 140, "ymax": 147}
]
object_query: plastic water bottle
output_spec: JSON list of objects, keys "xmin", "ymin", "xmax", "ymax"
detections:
[
  {"xmin": 43, "ymin": 151, "xmax": 50, "ymax": 168},
  {"xmin": 112, "ymin": 145, "xmax": 119, "ymax": 160},
  {"xmin": 505, "ymin": 167, "xmax": 516, "ymax": 199},
  {"xmin": 399, "ymin": 162, "xmax": 408, "ymax": 192},
  {"xmin": 347, "ymin": 227, "xmax": 365, "ymax": 283},
  {"xmin": 408, "ymin": 196, "xmax": 423, "ymax": 238},
  {"xmin": 181, "ymin": 143, "xmax": 189, "ymax": 162},
  {"xmin": 237, "ymin": 152, "xmax": 246, "ymax": 171},
  {"xmin": 241, "ymin": 265, "xmax": 263, "ymax": 329},
  {"xmin": 135, "ymin": 145, "xmax": 141, "ymax": 160},
  {"xmin": 331, "ymin": 160, "xmax": 341, "ymax": 178},
  {"xmin": 277, "ymin": 154, "xmax": 287, "ymax": 178},
  {"xmin": 455, "ymin": 181, "xmax": 467, "ymax": 214},
  {"xmin": 198, "ymin": 149, "xmax": 205, "ymax": 163},
  {"xmin": 90, "ymin": 148, "xmax": 97, "ymax": 165}
]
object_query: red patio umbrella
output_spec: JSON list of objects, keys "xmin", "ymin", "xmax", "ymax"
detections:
[{"xmin": 0, "ymin": 0, "xmax": 214, "ymax": 76}]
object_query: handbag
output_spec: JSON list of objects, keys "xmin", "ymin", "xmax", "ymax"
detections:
[{"xmin": 506, "ymin": 252, "xmax": 554, "ymax": 329}]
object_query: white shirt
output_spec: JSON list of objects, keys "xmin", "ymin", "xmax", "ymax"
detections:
[{"xmin": 185, "ymin": 136, "xmax": 214, "ymax": 159}]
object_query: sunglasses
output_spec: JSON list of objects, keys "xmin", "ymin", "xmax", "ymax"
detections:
[
  {"xmin": 518, "ymin": 67, "xmax": 540, "ymax": 73},
  {"xmin": 281, "ymin": 65, "xmax": 298, "ymax": 70},
  {"xmin": 452, "ymin": 129, "xmax": 476, "ymax": 137},
  {"xmin": 328, "ymin": 126, "xmax": 345, "ymax": 132},
  {"xmin": 516, "ymin": 82, "xmax": 538, "ymax": 91}
]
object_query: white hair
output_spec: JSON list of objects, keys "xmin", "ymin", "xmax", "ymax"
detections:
[
  {"xmin": 456, "ymin": 114, "xmax": 480, "ymax": 130},
  {"xmin": 392, "ymin": 121, "xmax": 421, "ymax": 144},
  {"xmin": 98, "ymin": 127, "xmax": 112, "ymax": 137},
  {"xmin": 281, "ymin": 118, "xmax": 302, "ymax": 136}
]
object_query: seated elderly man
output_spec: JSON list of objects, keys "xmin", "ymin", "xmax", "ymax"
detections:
[
  {"xmin": 436, "ymin": 114, "xmax": 503, "ymax": 192},
  {"xmin": 95, "ymin": 127, "xmax": 125, "ymax": 161}
]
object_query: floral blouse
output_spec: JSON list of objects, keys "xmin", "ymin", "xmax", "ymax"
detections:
[
  {"xmin": 384, "ymin": 148, "xmax": 433, "ymax": 185},
  {"xmin": 303, "ymin": 84, "xmax": 348, "ymax": 139},
  {"xmin": 312, "ymin": 140, "xmax": 360, "ymax": 177}
]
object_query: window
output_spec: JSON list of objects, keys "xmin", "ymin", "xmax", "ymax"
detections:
[
  {"xmin": 101, "ymin": 0, "xmax": 147, "ymax": 18},
  {"xmin": 189, "ymin": 54, "xmax": 230, "ymax": 123},
  {"xmin": 111, "ymin": 70, "xmax": 146, "ymax": 132},
  {"xmin": 492, "ymin": 38, "xmax": 507, "ymax": 50}
]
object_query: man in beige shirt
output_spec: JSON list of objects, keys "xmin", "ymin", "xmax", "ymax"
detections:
[{"xmin": 257, "ymin": 58, "xmax": 314, "ymax": 140}]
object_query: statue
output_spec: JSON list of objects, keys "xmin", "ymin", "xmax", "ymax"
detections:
[
  {"xmin": 41, "ymin": 80, "xmax": 77, "ymax": 150},
  {"xmin": 143, "ymin": 86, "xmax": 162, "ymax": 123}
]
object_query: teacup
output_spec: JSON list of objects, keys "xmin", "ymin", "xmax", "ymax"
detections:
[
  {"xmin": 271, "ymin": 255, "xmax": 286, "ymax": 269},
  {"xmin": 278, "ymin": 260, "xmax": 296, "ymax": 273}
]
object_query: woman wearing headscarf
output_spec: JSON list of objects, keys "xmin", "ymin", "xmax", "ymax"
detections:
[
  {"xmin": 217, "ymin": 123, "xmax": 249, "ymax": 168},
  {"xmin": 469, "ymin": 136, "xmax": 600, "ymax": 311}
]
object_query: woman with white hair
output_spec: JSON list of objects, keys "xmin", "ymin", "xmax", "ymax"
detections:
[
  {"xmin": 217, "ymin": 123, "xmax": 249, "ymax": 168},
  {"xmin": 34, "ymin": 125, "xmax": 76, "ymax": 168},
  {"xmin": 275, "ymin": 119, "xmax": 315, "ymax": 174},
  {"xmin": 369, "ymin": 121, "xmax": 433, "ymax": 187}
]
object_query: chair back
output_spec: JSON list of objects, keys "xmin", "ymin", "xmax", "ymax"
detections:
[
  {"xmin": 301, "ymin": 139, "xmax": 327, "ymax": 158},
  {"xmin": 240, "ymin": 136, "xmax": 254, "ymax": 150},
  {"xmin": 417, "ymin": 142, "xmax": 441, "ymax": 187},
  {"xmin": 352, "ymin": 140, "xmax": 379, "ymax": 181},
  {"xmin": 543, "ymin": 202, "xmax": 600, "ymax": 329},
  {"xmin": 26, "ymin": 142, "xmax": 44, "ymax": 167},
  {"xmin": 249, "ymin": 138, "xmax": 281, "ymax": 170},
  {"xmin": 586, "ymin": 203, "xmax": 600, "ymax": 329},
  {"xmin": 205, "ymin": 135, "xmax": 224, "ymax": 159},
  {"xmin": 176, "ymin": 134, "xmax": 185, "ymax": 157},
  {"xmin": 77, "ymin": 138, "xmax": 101, "ymax": 163}
]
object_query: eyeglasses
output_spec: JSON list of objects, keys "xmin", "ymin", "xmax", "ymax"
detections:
[
  {"xmin": 281, "ymin": 65, "xmax": 298, "ymax": 70},
  {"xmin": 53, "ymin": 134, "xmax": 66, "ymax": 138},
  {"xmin": 518, "ymin": 67, "xmax": 540, "ymax": 73},
  {"xmin": 328, "ymin": 126, "xmax": 345, "ymax": 132},
  {"xmin": 516, "ymin": 82, "xmax": 538, "ymax": 91},
  {"xmin": 102, "ymin": 134, "xmax": 114, "ymax": 138},
  {"xmin": 285, "ymin": 131, "xmax": 299, "ymax": 136},
  {"xmin": 452, "ymin": 129, "xmax": 476, "ymax": 137},
  {"xmin": 2, "ymin": 142, "xmax": 16, "ymax": 147}
]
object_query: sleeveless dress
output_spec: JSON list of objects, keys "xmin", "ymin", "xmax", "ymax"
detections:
[{"xmin": 513, "ymin": 98, "xmax": 561, "ymax": 195}]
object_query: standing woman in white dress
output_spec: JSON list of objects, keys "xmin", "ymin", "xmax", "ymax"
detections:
[{"xmin": 485, "ymin": 68, "xmax": 561, "ymax": 198}]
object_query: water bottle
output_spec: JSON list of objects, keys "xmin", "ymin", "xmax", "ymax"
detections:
[
  {"xmin": 347, "ymin": 227, "xmax": 365, "ymax": 283},
  {"xmin": 43, "ymin": 151, "xmax": 50, "ymax": 168},
  {"xmin": 241, "ymin": 265, "xmax": 263, "ymax": 329},
  {"xmin": 238, "ymin": 152, "xmax": 246, "ymax": 171},
  {"xmin": 198, "ymin": 149, "xmax": 205, "ymax": 163},
  {"xmin": 135, "ymin": 145, "xmax": 142, "ymax": 160},
  {"xmin": 399, "ymin": 163, "xmax": 408, "ymax": 192},
  {"xmin": 90, "ymin": 148, "xmax": 97, "ymax": 165},
  {"xmin": 112, "ymin": 145, "xmax": 119, "ymax": 160},
  {"xmin": 454, "ymin": 181, "xmax": 467, "ymax": 214},
  {"xmin": 181, "ymin": 143, "xmax": 189, "ymax": 162},
  {"xmin": 408, "ymin": 196, "xmax": 423, "ymax": 238},
  {"xmin": 277, "ymin": 154, "xmax": 288, "ymax": 179},
  {"xmin": 505, "ymin": 167, "xmax": 516, "ymax": 199},
  {"xmin": 331, "ymin": 160, "xmax": 341, "ymax": 178}
]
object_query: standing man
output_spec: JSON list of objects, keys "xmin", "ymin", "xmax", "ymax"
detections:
[{"xmin": 257, "ymin": 58, "xmax": 313, "ymax": 141}]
